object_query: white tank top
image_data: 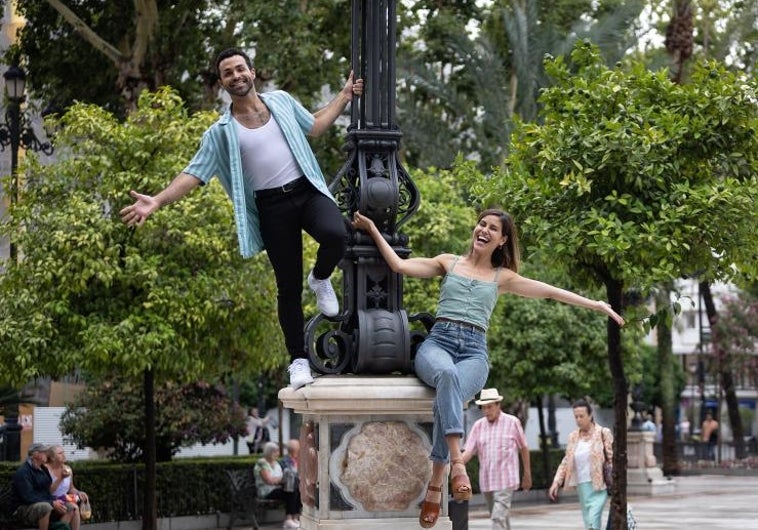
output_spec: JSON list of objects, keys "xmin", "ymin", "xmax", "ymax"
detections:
[
  {"xmin": 234, "ymin": 116, "xmax": 303, "ymax": 191},
  {"xmin": 574, "ymin": 439, "xmax": 592, "ymax": 484}
]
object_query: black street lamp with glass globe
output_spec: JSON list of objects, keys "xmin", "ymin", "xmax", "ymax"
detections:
[{"xmin": 0, "ymin": 64, "xmax": 55, "ymax": 262}]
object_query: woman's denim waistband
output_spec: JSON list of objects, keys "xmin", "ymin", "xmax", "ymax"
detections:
[{"xmin": 434, "ymin": 317, "xmax": 486, "ymax": 334}]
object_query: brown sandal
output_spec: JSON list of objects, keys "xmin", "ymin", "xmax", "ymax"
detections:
[
  {"xmin": 419, "ymin": 484, "xmax": 442, "ymax": 528},
  {"xmin": 450, "ymin": 459, "xmax": 472, "ymax": 502}
]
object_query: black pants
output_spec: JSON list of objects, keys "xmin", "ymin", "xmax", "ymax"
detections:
[
  {"xmin": 265, "ymin": 487, "xmax": 302, "ymax": 516},
  {"xmin": 256, "ymin": 181, "xmax": 346, "ymax": 361}
]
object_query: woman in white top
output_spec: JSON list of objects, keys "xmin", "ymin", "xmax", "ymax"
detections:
[
  {"xmin": 254, "ymin": 442, "xmax": 301, "ymax": 528},
  {"xmin": 46, "ymin": 445, "xmax": 89, "ymax": 530},
  {"xmin": 549, "ymin": 399, "xmax": 613, "ymax": 530}
]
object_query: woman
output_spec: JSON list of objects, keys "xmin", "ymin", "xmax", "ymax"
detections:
[
  {"xmin": 353, "ymin": 209, "xmax": 624, "ymax": 529},
  {"xmin": 245, "ymin": 407, "xmax": 271, "ymax": 454},
  {"xmin": 46, "ymin": 445, "xmax": 89, "ymax": 530},
  {"xmin": 549, "ymin": 399, "xmax": 613, "ymax": 530},
  {"xmin": 254, "ymin": 441, "xmax": 302, "ymax": 529}
]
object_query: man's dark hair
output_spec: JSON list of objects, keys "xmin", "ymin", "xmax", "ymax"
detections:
[{"xmin": 215, "ymin": 48, "xmax": 253, "ymax": 77}]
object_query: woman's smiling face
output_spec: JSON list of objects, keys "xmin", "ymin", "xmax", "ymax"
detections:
[{"xmin": 473, "ymin": 214, "xmax": 506, "ymax": 251}]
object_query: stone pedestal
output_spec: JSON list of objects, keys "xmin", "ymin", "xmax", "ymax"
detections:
[
  {"xmin": 278, "ymin": 376, "xmax": 452, "ymax": 530},
  {"xmin": 626, "ymin": 431, "xmax": 676, "ymax": 495}
]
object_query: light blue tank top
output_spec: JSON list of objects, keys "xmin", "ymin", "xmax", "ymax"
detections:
[{"xmin": 435, "ymin": 257, "xmax": 500, "ymax": 331}]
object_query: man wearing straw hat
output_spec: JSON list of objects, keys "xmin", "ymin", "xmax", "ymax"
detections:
[{"xmin": 462, "ymin": 388, "xmax": 532, "ymax": 530}]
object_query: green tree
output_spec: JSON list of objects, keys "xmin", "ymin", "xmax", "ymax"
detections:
[
  {"xmin": 9, "ymin": 0, "xmax": 241, "ymax": 113},
  {"xmin": 472, "ymin": 43, "xmax": 758, "ymax": 528},
  {"xmin": 7, "ymin": 0, "xmax": 356, "ymax": 171},
  {"xmin": 0, "ymin": 88, "xmax": 281, "ymax": 384},
  {"xmin": 487, "ymin": 262, "xmax": 617, "ymax": 404},
  {"xmin": 396, "ymin": 0, "xmax": 644, "ymax": 170},
  {"xmin": 399, "ymin": 162, "xmax": 625, "ymax": 418},
  {"xmin": 662, "ymin": 0, "xmax": 753, "ymax": 462},
  {"xmin": 400, "ymin": 165, "xmax": 479, "ymax": 316},
  {"xmin": 0, "ymin": 88, "xmax": 280, "ymax": 530},
  {"xmin": 60, "ymin": 377, "xmax": 247, "ymax": 462}
]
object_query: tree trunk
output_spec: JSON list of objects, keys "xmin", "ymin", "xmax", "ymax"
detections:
[
  {"xmin": 700, "ymin": 281, "xmax": 746, "ymax": 459},
  {"xmin": 656, "ymin": 285, "xmax": 679, "ymax": 474},
  {"xmin": 548, "ymin": 394, "xmax": 559, "ymax": 446},
  {"xmin": 535, "ymin": 395, "xmax": 551, "ymax": 483},
  {"xmin": 142, "ymin": 368, "xmax": 157, "ymax": 530},
  {"xmin": 606, "ymin": 278, "xmax": 627, "ymax": 530}
]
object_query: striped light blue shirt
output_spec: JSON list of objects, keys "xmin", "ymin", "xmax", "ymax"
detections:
[{"xmin": 183, "ymin": 90, "xmax": 336, "ymax": 258}]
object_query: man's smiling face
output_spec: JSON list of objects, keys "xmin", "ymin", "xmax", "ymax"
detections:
[{"xmin": 219, "ymin": 55, "xmax": 255, "ymax": 97}]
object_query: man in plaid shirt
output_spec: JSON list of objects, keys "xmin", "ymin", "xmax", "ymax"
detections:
[{"xmin": 462, "ymin": 388, "xmax": 532, "ymax": 530}]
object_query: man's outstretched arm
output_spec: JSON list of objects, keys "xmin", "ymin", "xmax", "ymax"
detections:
[{"xmin": 120, "ymin": 173, "xmax": 201, "ymax": 227}]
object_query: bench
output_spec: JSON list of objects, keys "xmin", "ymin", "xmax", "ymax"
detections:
[
  {"xmin": 0, "ymin": 484, "xmax": 34, "ymax": 530},
  {"xmin": 225, "ymin": 469, "xmax": 283, "ymax": 530}
]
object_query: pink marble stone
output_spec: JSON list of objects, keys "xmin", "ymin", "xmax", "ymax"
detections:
[
  {"xmin": 300, "ymin": 421, "xmax": 318, "ymax": 508},
  {"xmin": 339, "ymin": 421, "xmax": 431, "ymax": 511}
]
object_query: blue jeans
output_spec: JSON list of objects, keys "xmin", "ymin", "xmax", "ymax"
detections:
[{"xmin": 414, "ymin": 321, "xmax": 490, "ymax": 462}]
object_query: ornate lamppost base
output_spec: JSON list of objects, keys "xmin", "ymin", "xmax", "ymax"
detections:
[{"xmin": 279, "ymin": 376, "xmax": 453, "ymax": 530}]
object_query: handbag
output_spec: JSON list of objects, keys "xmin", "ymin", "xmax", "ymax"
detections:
[
  {"xmin": 606, "ymin": 504, "xmax": 637, "ymax": 530},
  {"xmin": 601, "ymin": 428, "xmax": 613, "ymax": 489},
  {"xmin": 79, "ymin": 499, "xmax": 92, "ymax": 521},
  {"xmin": 282, "ymin": 467, "xmax": 298, "ymax": 493}
]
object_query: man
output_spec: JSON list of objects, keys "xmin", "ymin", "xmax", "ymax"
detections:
[
  {"xmin": 462, "ymin": 389, "xmax": 532, "ymax": 530},
  {"xmin": 701, "ymin": 411, "xmax": 719, "ymax": 460},
  {"xmin": 11, "ymin": 443, "xmax": 74, "ymax": 530},
  {"xmin": 642, "ymin": 412, "xmax": 657, "ymax": 433},
  {"xmin": 120, "ymin": 48, "xmax": 363, "ymax": 389}
]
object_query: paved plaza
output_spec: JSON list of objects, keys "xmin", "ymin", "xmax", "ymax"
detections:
[
  {"xmin": 254, "ymin": 473, "xmax": 758, "ymax": 529},
  {"xmin": 467, "ymin": 473, "xmax": 758, "ymax": 530}
]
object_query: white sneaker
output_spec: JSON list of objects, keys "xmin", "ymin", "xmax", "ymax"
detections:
[
  {"xmin": 288, "ymin": 358, "xmax": 314, "ymax": 389},
  {"xmin": 308, "ymin": 270, "xmax": 339, "ymax": 316},
  {"xmin": 283, "ymin": 518, "xmax": 299, "ymax": 528}
]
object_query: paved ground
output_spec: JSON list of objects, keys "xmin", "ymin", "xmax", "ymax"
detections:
[{"xmin": 253, "ymin": 473, "xmax": 758, "ymax": 529}]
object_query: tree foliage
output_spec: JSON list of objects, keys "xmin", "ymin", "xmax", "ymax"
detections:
[
  {"xmin": 468, "ymin": 41, "xmax": 758, "ymax": 527},
  {"xmin": 9, "ymin": 0, "xmax": 240, "ymax": 113},
  {"xmin": 5, "ymin": 0, "xmax": 357, "ymax": 172},
  {"xmin": 711, "ymin": 291, "xmax": 758, "ymax": 385},
  {"xmin": 59, "ymin": 377, "xmax": 246, "ymax": 462},
  {"xmin": 398, "ymin": 163, "xmax": 622, "ymax": 407},
  {"xmin": 482, "ymin": 43, "xmax": 758, "ymax": 289},
  {"xmin": 0, "ymin": 87, "xmax": 282, "ymax": 389},
  {"xmin": 396, "ymin": 0, "xmax": 644, "ymax": 170}
]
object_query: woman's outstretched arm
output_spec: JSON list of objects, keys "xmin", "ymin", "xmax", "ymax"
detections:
[
  {"xmin": 352, "ymin": 211, "xmax": 449, "ymax": 279},
  {"xmin": 500, "ymin": 271, "xmax": 625, "ymax": 326}
]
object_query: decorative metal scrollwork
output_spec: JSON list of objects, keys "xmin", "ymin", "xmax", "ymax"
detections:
[{"xmin": 306, "ymin": 0, "xmax": 431, "ymax": 375}]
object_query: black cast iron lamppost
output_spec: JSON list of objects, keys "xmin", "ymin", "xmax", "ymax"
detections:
[
  {"xmin": 0, "ymin": 64, "xmax": 54, "ymax": 262},
  {"xmin": 304, "ymin": 0, "xmax": 432, "ymax": 376}
]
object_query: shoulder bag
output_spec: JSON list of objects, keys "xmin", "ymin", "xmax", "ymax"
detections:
[{"xmin": 600, "ymin": 427, "xmax": 613, "ymax": 490}]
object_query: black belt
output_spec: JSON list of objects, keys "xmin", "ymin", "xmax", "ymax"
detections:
[
  {"xmin": 255, "ymin": 176, "xmax": 308, "ymax": 198},
  {"xmin": 435, "ymin": 317, "xmax": 485, "ymax": 334}
]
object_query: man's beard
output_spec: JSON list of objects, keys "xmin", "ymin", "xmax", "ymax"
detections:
[{"xmin": 228, "ymin": 79, "xmax": 253, "ymax": 97}]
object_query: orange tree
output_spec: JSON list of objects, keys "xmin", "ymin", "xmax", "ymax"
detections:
[
  {"xmin": 469, "ymin": 42, "xmax": 758, "ymax": 528},
  {"xmin": 0, "ymin": 88, "xmax": 280, "ymax": 530}
]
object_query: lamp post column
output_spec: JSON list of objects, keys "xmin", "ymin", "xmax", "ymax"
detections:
[
  {"xmin": 6, "ymin": 98, "xmax": 20, "ymax": 262},
  {"xmin": 0, "ymin": 64, "xmax": 55, "ymax": 263}
]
